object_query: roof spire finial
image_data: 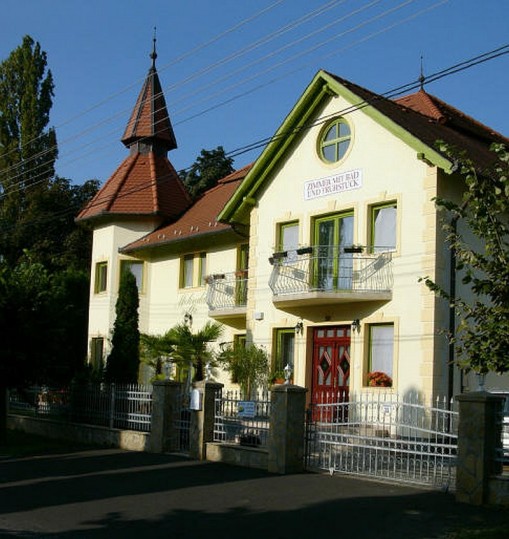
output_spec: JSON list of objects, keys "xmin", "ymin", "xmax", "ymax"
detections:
[
  {"xmin": 150, "ymin": 26, "xmax": 157, "ymax": 68},
  {"xmin": 419, "ymin": 55, "xmax": 426, "ymax": 90}
]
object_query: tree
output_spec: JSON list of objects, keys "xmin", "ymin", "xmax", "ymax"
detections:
[
  {"xmin": 0, "ymin": 35, "xmax": 58, "ymax": 265},
  {"xmin": 179, "ymin": 146, "xmax": 234, "ymax": 200},
  {"xmin": 105, "ymin": 270, "xmax": 140, "ymax": 383},
  {"xmin": 0, "ymin": 259, "xmax": 52, "ymax": 386},
  {"xmin": 167, "ymin": 321, "xmax": 223, "ymax": 382},
  {"xmin": 421, "ymin": 143, "xmax": 509, "ymax": 374},
  {"xmin": 26, "ymin": 177, "xmax": 100, "ymax": 270},
  {"xmin": 218, "ymin": 343, "xmax": 269, "ymax": 398},
  {"xmin": 0, "ymin": 258, "xmax": 90, "ymax": 387}
]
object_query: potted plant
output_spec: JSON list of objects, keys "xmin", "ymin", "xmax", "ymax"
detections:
[
  {"xmin": 367, "ymin": 371, "xmax": 393, "ymax": 387},
  {"xmin": 270, "ymin": 370, "xmax": 286, "ymax": 385}
]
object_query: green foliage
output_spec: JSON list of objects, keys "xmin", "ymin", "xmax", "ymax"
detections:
[
  {"xmin": 139, "ymin": 332, "xmax": 175, "ymax": 381},
  {"xmin": 105, "ymin": 271, "xmax": 140, "ymax": 383},
  {"xmin": 0, "ymin": 36, "xmax": 57, "ymax": 266},
  {"xmin": 218, "ymin": 343, "xmax": 269, "ymax": 398},
  {"xmin": 167, "ymin": 321, "xmax": 223, "ymax": 382},
  {"xmin": 0, "ymin": 260, "xmax": 89, "ymax": 386},
  {"xmin": 421, "ymin": 143, "xmax": 509, "ymax": 374},
  {"xmin": 179, "ymin": 146, "xmax": 234, "ymax": 200},
  {"xmin": 0, "ymin": 37, "xmax": 98, "ymax": 270},
  {"xmin": 25, "ymin": 177, "xmax": 100, "ymax": 271}
]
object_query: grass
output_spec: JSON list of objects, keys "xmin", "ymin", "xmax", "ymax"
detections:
[{"xmin": 0, "ymin": 429, "xmax": 97, "ymax": 458}]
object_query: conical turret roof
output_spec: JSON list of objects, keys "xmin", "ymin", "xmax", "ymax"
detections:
[
  {"xmin": 77, "ymin": 44, "xmax": 191, "ymax": 224},
  {"xmin": 121, "ymin": 53, "xmax": 177, "ymax": 150}
]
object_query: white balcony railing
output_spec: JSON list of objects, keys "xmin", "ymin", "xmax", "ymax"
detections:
[
  {"xmin": 206, "ymin": 271, "xmax": 248, "ymax": 312},
  {"xmin": 268, "ymin": 245, "xmax": 393, "ymax": 297}
]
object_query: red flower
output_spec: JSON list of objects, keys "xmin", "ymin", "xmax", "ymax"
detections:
[{"xmin": 367, "ymin": 371, "xmax": 392, "ymax": 387}]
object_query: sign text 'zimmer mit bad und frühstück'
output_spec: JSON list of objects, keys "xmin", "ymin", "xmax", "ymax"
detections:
[{"xmin": 304, "ymin": 169, "xmax": 362, "ymax": 200}]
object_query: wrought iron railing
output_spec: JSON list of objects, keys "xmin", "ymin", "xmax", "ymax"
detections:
[
  {"xmin": 205, "ymin": 271, "xmax": 248, "ymax": 311},
  {"xmin": 495, "ymin": 394, "xmax": 509, "ymax": 473},
  {"xmin": 213, "ymin": 388, "xmax": 271, "ymax": 448},
  {"xmin": 268, "ymin": 245, "xmax": 393, "ymax": 296},
  {"xmin": 8, "ymin": 383, "xmax": 153, "ymax": 433},
  {"xmin": 306, "ymin": 391, "xmax": 458, "ymax": 489}
]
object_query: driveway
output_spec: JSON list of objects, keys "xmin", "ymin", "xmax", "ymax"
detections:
[{"xmin": 0, "ymin": 448, "xmax": 507, "ymax": 538}]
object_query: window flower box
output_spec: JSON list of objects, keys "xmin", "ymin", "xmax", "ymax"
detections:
[{"xmin": 367, "ymin": 371, "xmax": 392, "ymax": 387}]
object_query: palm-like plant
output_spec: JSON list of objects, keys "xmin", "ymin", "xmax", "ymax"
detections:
[
  {"xmin": 139, "ymin": 332, "xmax": 174, "ymax": 381},
  {"xmin": 167, "ymin": 321, "xmax": 223, "ymax": 382}
]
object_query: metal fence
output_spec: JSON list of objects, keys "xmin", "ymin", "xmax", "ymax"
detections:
[
  {"xmin": 306, "ymin": 391, "xmax": 458, "ymax": 490},
  {"xmin": 213, "ymin": 388, "xmax": 271, "ymax": 448},
  {"xmin": 9, "ymin": 383, "xmax": 153, "ymax": 433},
  {"xmin": 268, "ymin": 245, "xmax": 393, "ymax": 296},
  {"xmin": 495, "ymin": 394, "xmax": 509, "ymax": 473},
  {"xmin": 172, "ymin": 386, "xmax": 191, "ymax": 452},
  {"xmin": 206, "ymin": 271, "xmax": 248, "ymax": 311}
]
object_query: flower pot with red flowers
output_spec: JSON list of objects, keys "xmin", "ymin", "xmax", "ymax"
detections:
[{"xmin": 367, "ymin": 371, "xmax": 393, "ymax": 387}]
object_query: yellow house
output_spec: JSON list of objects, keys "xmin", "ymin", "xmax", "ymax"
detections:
[{"xmin": 78, "ymin": 54, "xmax": 508, "ymax": 402}]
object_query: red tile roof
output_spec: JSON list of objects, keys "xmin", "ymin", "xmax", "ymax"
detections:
[
  {"xmin": 76, "ymin": 152, "xmax": 191, "ymax": 222},
  {"xmin": 122, "ymin": 163, "xmax": 252, "ymax": 253},
  {"xmin": 122, "ymin": 65, "xmax": 177, "ymax": 151},
  {"xmin": 76, "ymin": 56, "xmax": 190, "ymax": 224},
  {"xmin": 326, "ymin": 72, "xmax": 509, "ymax": 170}
]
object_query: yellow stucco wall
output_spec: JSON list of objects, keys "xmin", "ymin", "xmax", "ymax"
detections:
[{"xmin": 245, "ymin": 94, "xmax": 445, "ymax": 401}]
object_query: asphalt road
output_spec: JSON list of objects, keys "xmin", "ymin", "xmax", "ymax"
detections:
[{"xmin": 0, "ymin": 448, "xmax": 507, "ymax": 538}]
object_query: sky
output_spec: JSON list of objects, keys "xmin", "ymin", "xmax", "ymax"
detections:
[{"xmin": 2, "ymin": 0, "xmax": 508, "ymax": 186}]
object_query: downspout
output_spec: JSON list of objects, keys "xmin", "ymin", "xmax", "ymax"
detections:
[{"xmin": 448, "ymin": 214, "xmax": 460, "ymax": 401}]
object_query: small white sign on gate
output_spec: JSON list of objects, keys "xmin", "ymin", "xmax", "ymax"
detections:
[{"xmin": 238, "ymin": 401, "xmax": 256, "ymax": 418}]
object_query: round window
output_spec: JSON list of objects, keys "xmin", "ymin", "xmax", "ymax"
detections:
[{"xmin": 318, "ymin": 118, "xmax": 351, "ymax": 163}]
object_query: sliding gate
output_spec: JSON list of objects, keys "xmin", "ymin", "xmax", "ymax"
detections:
[{"xmin": 305, "ymin": 392, "xmax": 458, "ymax": 490}]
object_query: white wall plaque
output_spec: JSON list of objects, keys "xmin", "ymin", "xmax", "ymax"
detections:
[{"xmin": 304, "ymin": 169, "xmax": 362, "ymax": 200}]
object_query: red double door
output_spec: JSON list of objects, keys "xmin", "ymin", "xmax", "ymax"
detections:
[{"xmin": 311, "ymin": 326, "xmax": 350, "ymax": 420}]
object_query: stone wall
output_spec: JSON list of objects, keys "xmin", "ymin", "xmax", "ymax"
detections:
[{"xmin": 8, "ymin": 414, "xmax": 149, "ymax": 452}]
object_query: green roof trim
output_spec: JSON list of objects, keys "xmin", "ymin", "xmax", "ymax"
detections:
[{"xmin": 218, "ymin": 70, "xmax": 453, "ymax": 225}]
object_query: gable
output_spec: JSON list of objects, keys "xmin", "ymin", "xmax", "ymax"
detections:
[{"xmin": 219, "ymin": 70, "xmax": 505, "ymax": 226}]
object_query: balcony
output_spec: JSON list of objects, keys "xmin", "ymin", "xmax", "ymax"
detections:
[
  {"xmin": 206, "ymin": 271, "xmax": 248, "ymax": 321},
  {"xmin": 268, "ymin": 245, "xmax": 393, "ymax": 308}
]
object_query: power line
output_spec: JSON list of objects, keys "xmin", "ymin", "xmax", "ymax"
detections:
[
  {"xmin": 0, "ymin": 0, "xmax": 333, "ymax": 180},
  {"xmin": 0, "ymin": 0, "xmax": 425, "ymax": 187},
  {"xmin": 0, "ymin": 0, "xmax": 288, "ymax": 171},
  {"xmin": 1, "ymin": 42, "xmax": 503, "ymax": 241}
]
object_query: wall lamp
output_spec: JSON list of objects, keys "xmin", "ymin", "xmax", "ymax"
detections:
[
  {"xmin": 351, "ymin": 319, "xmax": 361, "ymax": 333},
  {"xmin": 294, "ymin": 320, "xmax": 304, "ymax": 335}
]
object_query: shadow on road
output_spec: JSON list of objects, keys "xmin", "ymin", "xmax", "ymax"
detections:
[{"xmin": 0, "ymin": 448, "xmax": 508, "ymax": 538}]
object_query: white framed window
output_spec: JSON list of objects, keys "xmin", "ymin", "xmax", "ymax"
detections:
[
  {"xmin": 273, "ymin": 328, "xmax": 295, "ymax": 373},
  {"xmin": 370, "ymin": 202, "xmax": 397, "ymax": 253},
  {"xmin": 367, "ymin": 323, "xmax": 394, "ymax": 387},
  {"xmin": 94, "ymin": 261, "xmax": 108, "ymax": 293},
  {"xmin": 90, "ymin": 337, "xmax": 104, "ymax": 371},
  {"xmin": 180, "ymin": 252, "xmax": 207, "ymax": 289},
  {"xmin": 318, "ymin": 117, "xmax": 351, "ymax": 163},
  {"xmin": 120, "ymin": 260, "xmax": 144, "ymax": 291}
]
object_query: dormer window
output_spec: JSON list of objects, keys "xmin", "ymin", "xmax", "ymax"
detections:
[{"xmin": 318, "ymin": 117, "xmax": 351, "ymax": 164}]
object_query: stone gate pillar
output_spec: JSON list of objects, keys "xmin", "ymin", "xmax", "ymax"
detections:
[
  {"xmin": 149, "ymin": 380, "xmax": 184, "ymax": 453},
  {"xmin": 268, "ymin": 384, "xmax": 307, "ymax": 474},
  {"xmin": 456, "ymin": 391, "xmax": 504, "ymax": 505},
  {"xmin": 189, "ymin": 381, "xmax": 224, "ymax": 460}
]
